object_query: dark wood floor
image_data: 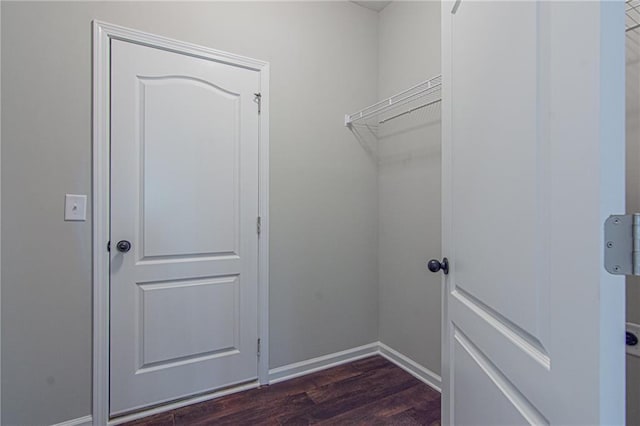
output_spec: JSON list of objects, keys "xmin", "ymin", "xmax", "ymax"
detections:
[{"xmin": 122, "ymin": 355, "xmax": 441, "ymax": 425}]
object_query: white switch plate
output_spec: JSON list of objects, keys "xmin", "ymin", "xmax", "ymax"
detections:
[
  {"xmin": 627, "ymin": 322, "xmax": 640, "ymax": 358},
  {"xmin": 65, "ymin": 194, "xmax": 87, "ymax": 221}
]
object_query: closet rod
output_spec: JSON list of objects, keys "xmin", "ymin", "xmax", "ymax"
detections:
[
  {"xmin": 378, "ymin": 97, "xmax": 441, "ymax": 125},
  {"xmin": 345, "ymin": 74, "xmax": 441, "ymax": 127}
]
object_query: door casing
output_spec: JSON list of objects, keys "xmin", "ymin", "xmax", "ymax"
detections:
[{"xmin": 92, "ymin": 21, "xmax": 270, "ymax": 425}]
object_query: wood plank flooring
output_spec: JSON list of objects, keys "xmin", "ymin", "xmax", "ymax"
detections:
[{"xmin": 121, "ymin": 356, "xmax": 441, "ymax": 426}]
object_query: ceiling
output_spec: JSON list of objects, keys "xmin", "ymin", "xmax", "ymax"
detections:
[{"xmin": 351, "ymin": 1, "xmax": 392, "ymax": 12}]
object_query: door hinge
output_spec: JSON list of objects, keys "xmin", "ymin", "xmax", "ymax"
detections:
[
  {"xmin": 107, "ymin": 241, "xmax": 111, "ymax": 252},
  {"xmin": 257, "ymin": 338, "xmax": 261, "ymax": 357},
  {"xmin": 257, "ymin": 216, "xmax": 261, "ymax": 235},
  {"xmin": 254, "ymin": 93, "xmax": 262, "ymax": 114},
  {"xmin": 604, "ymin": 214, "xmax": 640, "ymax": 275}
]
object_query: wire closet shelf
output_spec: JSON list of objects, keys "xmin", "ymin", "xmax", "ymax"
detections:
[
  {"xmin": 628, "ymin": 0, "xmax": 640, "ymax": 32},
  {"xmin": 344, "ymin": 74, "xmax": 442, "ymax": 127}
]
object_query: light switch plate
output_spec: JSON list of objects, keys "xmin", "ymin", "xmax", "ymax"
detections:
[
  {"xmin": 627, "ymin": 322, "xmax": 640, "ymax": 358},
  {"xmin": 65, "ymin": 194, "xmax": 87, "ymax": 221}
]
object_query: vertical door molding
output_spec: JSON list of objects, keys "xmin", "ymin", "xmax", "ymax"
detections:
[
  {"xmin": 0, "ymin": 1, "xmax": 3, "ymax": 422},
  {"xmin": 440, "ymin": 3, "xmax": 453, "ymax": 425},
  {"xmin": 92, "ymin": 21, "xmax": 270, "ymax": 425}
]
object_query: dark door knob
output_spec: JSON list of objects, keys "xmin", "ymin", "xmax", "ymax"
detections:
[
  {"xmin": 116, "ymin": 240, "xmax": 132, "ymax": 253},
  {"xmin": 427, "ymin": 257, "xmax": 449, "ymax": 275}
]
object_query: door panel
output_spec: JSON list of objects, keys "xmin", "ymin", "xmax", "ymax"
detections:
[
  {"xmin": 442, "ymin": 1, "xmax": 625, "ymax": 424},
  {"xmin": 453, "ymin": 329, "xmax": 545, "ymax": 426},
  {"xmin": 451, "ymin": 0, "xmax": 543, "ymax": 340},
  {"xmin": 140, "ymin": 77, "xmax": 240, "ymax": 258},
  {"xmin": 110, "ymin": 39, "xmax": 260, "ymax": 416},
  {"xmin": 138, "ymin": 276, "xmax": 240, "ymax": 368},
  {"xmin": 448, "ymin": 5, "xmax": 549, "ymax": 414}
]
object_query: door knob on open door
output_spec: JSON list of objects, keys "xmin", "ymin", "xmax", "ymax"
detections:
[
  {"xmin": 116, "ymin": 240, "xmax": 132, "ymax": 253},
  {"xmin": 427, "ymin": 258, "xmax": 449, "ymax": 275}
]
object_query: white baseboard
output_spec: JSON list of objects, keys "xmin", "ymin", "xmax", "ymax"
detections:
[
  {"xmin": 268, "ymin": 342, "xmax": 379, "ymax": 384},
  {"xmin": 378, "ymin": 342, "xmax": 442, "ymax": 392},
  {"xmin": 108, "ymin": 381, "xmax": 259, "ymax": 425},
  {"xmin": 268, "ymin": 341, "xmax": 441, "ymax": 394},
  {"xmin": 51, "ymin": 415, "xmax": 93, "ymax": 426},
  {"xmin": 76, "ymin": 342, "xmax": 437, "ymax": 426}
]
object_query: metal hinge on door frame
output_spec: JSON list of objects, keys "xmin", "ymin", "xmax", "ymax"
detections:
[
  {"xmin": 257, "ymin": 216, "xmax": 261, "ymax": 235},
  {"xmin": 254, "ymin": 93, "xmax": 262, "ymax": 114},
  {"xmin": 257, "ymin": 338, "xmax": 261, "ymax": 357},
  {"xmin": 604, "ymin": 214, "xmax": 640, "ymax": 275}
]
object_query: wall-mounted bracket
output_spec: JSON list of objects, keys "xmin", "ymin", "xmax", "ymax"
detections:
[{"xmin": 604, "ymin": 214, "xmax": 640, "ymax": 275}]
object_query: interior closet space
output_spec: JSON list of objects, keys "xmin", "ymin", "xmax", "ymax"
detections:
[
  {"xmin": 0, "ymin": 1, "xmax": 629, "ymax": 424},
  {"xmin": 374, "ymin": 1, "xmax": 442, "ymax": 375},
  {"xmin": 1, "ymin": 2, "xmax": 444, "ymax": 424},
  {"xmin": 342, "ymin": 0, "xmax": 443, "ymax": 385}
]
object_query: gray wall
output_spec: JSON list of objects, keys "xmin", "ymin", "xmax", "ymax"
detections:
[
  {"xmin": 0, "ymin": 2, "xmax": 379, "ymax": 424},
  {"xmin": 376, "ymin": 1, "xmax": 442, "ymax": 374},
  {"xmin": 627, "ymin": 28, "xmax": 640, "ymax": 426}
]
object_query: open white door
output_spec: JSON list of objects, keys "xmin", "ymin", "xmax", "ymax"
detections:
[{"xmin": 440, "ymin": 1, "xmax": 625, "ymax": 424}]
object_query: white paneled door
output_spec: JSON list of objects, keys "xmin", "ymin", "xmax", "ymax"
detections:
[
  {"xmin": 441, "ymin": 1, "xmax": 624, "ymax": 425},
  {"xmin": 109, "ymin": 39, "xmax": 261, "ymax": 416}
]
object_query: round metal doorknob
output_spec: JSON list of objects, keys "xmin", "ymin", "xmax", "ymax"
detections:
[
  {"xmin": 427, "ymin": 257, "xmax": 449, "ymax": 275},
  {"xmin": 116, "ymin": 240, "xmax": 132, "ymax": 253}
]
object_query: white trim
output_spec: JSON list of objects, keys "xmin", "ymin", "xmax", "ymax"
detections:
[
  {"xmin": 94, "ymin": 21, "xmax": 266, "ymax": 72},
  {"xmin": 92, "ymin": 21, "xmax": 270, "ymax": 425},
  {"xmin": 268, "ymin": 342, "xmax": 442, "ymax": 394},
  {"xmin": 92, "ymin": 20, "xmax": 111, "ymax": 426},
  {"xmin": 0, "ymin": 0, "xmax": 3, "ymax": 420},
  {"xmin": 257, "ymin": 62, "xmax": 270, "ymax": 386},
  {"xmin": 378, "ymin": 343, "xmax": 442, "ymax": 392},
  {"xmin": 440, "ymin": 2, "xmax": 454, "ymax": 425},
  {"xmin": 108, "ymin": 382, "xmax": 259, "ymax": 425},
  {"xmin": 101, "ymin": 343, "xmax": 438, "ymax": 424},
  {"xmin": 268, "ymin": 342, "xmax": 379, "ymax": 384},
  {"xmin": 50, "ymin": 415, "xmax": 93, "ymax": 426}
]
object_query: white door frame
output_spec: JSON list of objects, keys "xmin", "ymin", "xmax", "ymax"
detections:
[{"xmin": 92, "ymin": 21, "xmax": 270, "ymax": 425}]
